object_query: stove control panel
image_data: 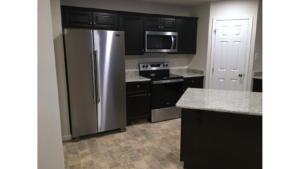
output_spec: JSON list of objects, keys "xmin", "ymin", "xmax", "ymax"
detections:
[{"xmin": 139, "ymin": 62, "xmax": 169, "ymax": 71}]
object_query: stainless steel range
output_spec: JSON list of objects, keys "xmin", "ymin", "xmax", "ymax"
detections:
[{"xmin": 139, "ymin": 62, "xmax": 183, "ymax": 122}]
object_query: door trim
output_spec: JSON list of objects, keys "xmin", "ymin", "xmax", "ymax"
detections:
[{"xmin": 209, "ymin": 16, "xmax": 253, "ymax": 90}]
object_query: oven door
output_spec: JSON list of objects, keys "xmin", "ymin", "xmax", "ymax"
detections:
[
  {"xmin": 151, "ymin": 79, "xmax": 183, "ymax": 109},
  {"xmin": 145, "ymin": 31, "xmax": 178, "ymax": 53}
]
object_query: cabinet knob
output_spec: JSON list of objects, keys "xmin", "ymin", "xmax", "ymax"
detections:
[
  {"xmin": 161, "ymin": 26, "xmax": 164, "ymax": 28},
  {"xmin": 148, "ymin": 93, "xmax": 150, "ymax": 96},
  {"xmin": 142, "ymin": 50, "xmax": 144, "ymax": 52},
  {"xmin": 239, "ymin": 74, "xmax": 242, "ymax": 77},
  {"xmin": 159, "ymin": 26, "xmax": 161, "ymax": 28},
  {"xmin": 94, "ymin": 22, "xmax": 96, "ymax": 24},
  {"xmin": 90, "ymin": 22, "xmax": 92, "ymax": 24},
  {"xmin": 192, "ymin": 80, "xmax": 194, "ymax": 82},
  {"xmin": 137, "ymin": 85, "xmax": 139, "ymax": 88}
]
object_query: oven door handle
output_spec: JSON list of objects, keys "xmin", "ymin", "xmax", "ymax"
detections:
[
  {"xmin": 171, "ymin": 36, "xmax": 174, "ymax": 49},
  {"xmin": 152, "ymin": 79, "xmax": 183, "ymax": 84}
]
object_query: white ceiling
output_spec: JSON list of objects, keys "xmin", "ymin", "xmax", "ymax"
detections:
[{"xmin": 128, "ymin": 0, "xmax": 256, "ymax": 7}]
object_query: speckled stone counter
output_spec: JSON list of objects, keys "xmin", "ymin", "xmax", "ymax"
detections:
[
  {"xmin": 253, "ymin": 71, "xmax": 263, "ymax": 79},
  {"xmin": 125, "ymin": 70, "xmax": 150, "ymax": 82},
  {"xmin": 170, "ymin": 68, "xmax": 205, "ymax": 78},
  {"xmin": 176, "ymin": 88, "xmax": 262, "ymax": 116},
  {"xmin": 179, "ymin": 88, "xmax": 262, "ymax": 168}
]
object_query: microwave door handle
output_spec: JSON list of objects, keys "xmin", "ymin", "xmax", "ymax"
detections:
[{"xmin": 171, "ymin": 36, "xmax": 174, "ymax": 49}]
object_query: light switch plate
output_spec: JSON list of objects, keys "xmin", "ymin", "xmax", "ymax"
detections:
[{"xmin": 255, "ymin": 53, "xmax": 259, "ymax": 60}]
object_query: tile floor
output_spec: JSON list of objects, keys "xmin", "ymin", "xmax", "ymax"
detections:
[{"xmin": 63, "ymin": 118, "xmax": 183, "ymax": 169}]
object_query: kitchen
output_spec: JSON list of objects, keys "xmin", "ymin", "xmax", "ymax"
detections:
[{"xmin": 32, "ymin": 0, "xmax": 298, "ymax": 169}]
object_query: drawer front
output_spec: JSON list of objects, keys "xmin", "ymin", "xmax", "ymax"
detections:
[
  {"xmin": 126, "ymin": 81, "xmax": 150, "ymax": 92},
  {"xmin": 184, "ymin": 77, "xmax": 204, "ymax": 87}
]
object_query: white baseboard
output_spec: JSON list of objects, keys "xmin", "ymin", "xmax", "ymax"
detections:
[{"xmin": 62, "ymin": 134, "xmax": 72, "ymax": 141}]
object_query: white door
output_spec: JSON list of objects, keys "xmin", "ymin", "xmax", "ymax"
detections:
[{"xmin": 211, "ymin": 19, "xmax": 251, "ymax": 91}]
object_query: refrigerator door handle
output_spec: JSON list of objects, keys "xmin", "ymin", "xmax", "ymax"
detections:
[
  {"xmin": 94, "ymin": 50, "xmax": 101, "ymax": 103},
  {"xmin": 91, "ymin": 50, "xmax": 96, "ymax": 103}
]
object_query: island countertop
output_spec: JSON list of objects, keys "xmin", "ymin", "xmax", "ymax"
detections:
[{"xmin": 176, "ymin": 88, "xmax": 262, "ymax": 116}]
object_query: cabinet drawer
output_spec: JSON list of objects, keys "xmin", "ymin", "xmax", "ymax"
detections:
[
  {"xmin": 126, "ymin": 81, "xmax": 150, "ymax": 92},
  {"xmin": 184, "ymin": 77, "xmax": 204, "ymax": 87}
]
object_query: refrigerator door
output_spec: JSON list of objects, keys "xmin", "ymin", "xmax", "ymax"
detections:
[
  {"xmin": 93, "ymin": 30, "xmax": 126, "ymax": 132},
  {"xmin": 64, "ymin": 29, "xmax": 98, "ymax": 137}
]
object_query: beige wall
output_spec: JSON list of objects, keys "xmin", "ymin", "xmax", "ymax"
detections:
[
  {"xmin": 252, "ymin": 0, "xmax": 262, "ymax": 73},
  {"xmin": 50, "ymin": 0, "xmax": 71, "ymax": 141},
  {"xmin": 205, "ymin": 0, "xmax": 259, "ymax": 91},
  {"xmin": 38, "ymin": 0, "xmax": 65, "ymax": 168},
  {"xmin": 61, "ymin": 0, "xmax": 191, "ymax": 70},
  {"xmin": 189, "ymin": 3, "xmax": 210, "ymax": 88}
]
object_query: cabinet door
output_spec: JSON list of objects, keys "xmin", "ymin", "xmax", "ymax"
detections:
[
  {"xmin": 126, "ymin": 91, "xmax": 150, "ymax": 123},
  {"xmin": 160, "ymin": 18, "xmax": 176, "ymax": 31},
  {"xmin": 119, "ymin": 15, "xmax": 144, "ymax": 55},
  {"xmin": 144, "ymin": 17, "xmax": 161, "ymax": 31},
  {"xmin": 63, "ymin": 9, "xmax": 93, "ymax": 28},
  {"xmin": 93, "ymin": 12, "xmax": 118, "ymax": 29},
  {"xmin": 176, "ymin": 19, "xmax": 197, "ymax": 54},
  {"xmin": 252, "ymin": 79, "xmax": 262, "ymax": 92}
]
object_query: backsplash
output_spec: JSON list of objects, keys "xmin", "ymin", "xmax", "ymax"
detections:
[
  {"xmin": 170, "ymin": 68, "xmax": 205, "ymax": 75},
  {"xmin": 253, "ymin": 71, "xmax": 262, "ymax": 77}
]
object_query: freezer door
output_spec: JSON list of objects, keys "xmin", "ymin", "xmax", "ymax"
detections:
[
  {"xmin": 64, "ymin": 29, "xmax": 97, "ymax": 137},
  {"xmin": 93, "ymin": 30, "xmax": 126, "ymax": 132}
]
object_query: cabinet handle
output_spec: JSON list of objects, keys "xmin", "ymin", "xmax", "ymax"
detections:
[{"xmin": 137, "ymin": 85, "xmax": 139, "ymax": 88}]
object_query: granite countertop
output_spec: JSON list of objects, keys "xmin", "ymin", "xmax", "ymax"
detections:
[
  {"xmin": 252, "ymin": 71, "xmax": 263, "ymax": 80},
  {"xmin": 253, "ymin": 76, "xmax": 262, "ymax": 80},
  {"xmin": 125, "ymin": 71, "xmax": 150, "ymax": 82},
  {"xmin": 176, "ymin": 88, "xmax": 262, "ymax": 116},
  {"xmin": 170, "ymin": 68, "xmax": 205, "ymax": 78}
]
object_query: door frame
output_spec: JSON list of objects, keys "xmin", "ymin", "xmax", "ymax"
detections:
[{"xmin": 208, "ymin": 16, "xmax": 253, "ymax": 90}]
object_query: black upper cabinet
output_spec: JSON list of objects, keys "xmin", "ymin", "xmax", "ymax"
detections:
[
  {"xmin": 144, "ymin": 17, "xmax": 176, "ymax": 31},
  {"xmin": 93, "ymin": 12, "xmax": 118, "ymax": 29},
  {"xmin": 144, "ymin": 17, "xmax": 160, "ymax": 30},
  {"xmin": 63, "ymin": 9, "xmax": 93, "ymax": 28},
  {"xmin": 119, "ymin": 15, "xmax": 144, "ymax": 55},
  {"xmin": 61, "ymin": 6, "xmax": 198, "ymax": 54},
  {"xmin": 176, "ymin": 19, "xmax": 197, "ymax": 54},
  {"xmin": 160, "ymin": 18, "xmax": 176, "ymax": 31}
]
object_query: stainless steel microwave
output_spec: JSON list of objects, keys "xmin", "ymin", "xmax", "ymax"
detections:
[{"xmin": 145, "ymin": 31, "xmax": 178, "ymax": 53}]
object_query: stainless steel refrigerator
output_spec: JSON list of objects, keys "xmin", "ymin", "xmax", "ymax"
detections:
[{"xmin": 64, "ymin": 29, "xmax": 126, "ymax": 139}]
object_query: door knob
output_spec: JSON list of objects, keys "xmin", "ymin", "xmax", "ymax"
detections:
[{"xmin": 239, "ymin": 74, "xmax": 242, "ymax": 77}]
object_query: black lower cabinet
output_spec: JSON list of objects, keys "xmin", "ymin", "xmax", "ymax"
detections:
[
  {"xmin": 181, "ymin": 109, "xmax": 262, "ymax": 169},
  {"xmin": 253, "ymin": 79, "xmax": 262, "ymax": 92},
  {"xmin": 126, "ymin": 82, "xmax": 150, "ymax": 125},
  {"xmin": 183, "ymin": 76, "xmax": 204, "ymax": 92}
]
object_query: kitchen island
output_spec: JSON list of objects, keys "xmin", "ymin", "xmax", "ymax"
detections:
[{"xmin": 176, "ymin": 89, "xmax": 262, "ymax": 169}]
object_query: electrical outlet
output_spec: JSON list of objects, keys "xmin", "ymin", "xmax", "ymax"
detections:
[{"xmin": 255, "ymin": 53, "xmax": 259, "ymax": 60}]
